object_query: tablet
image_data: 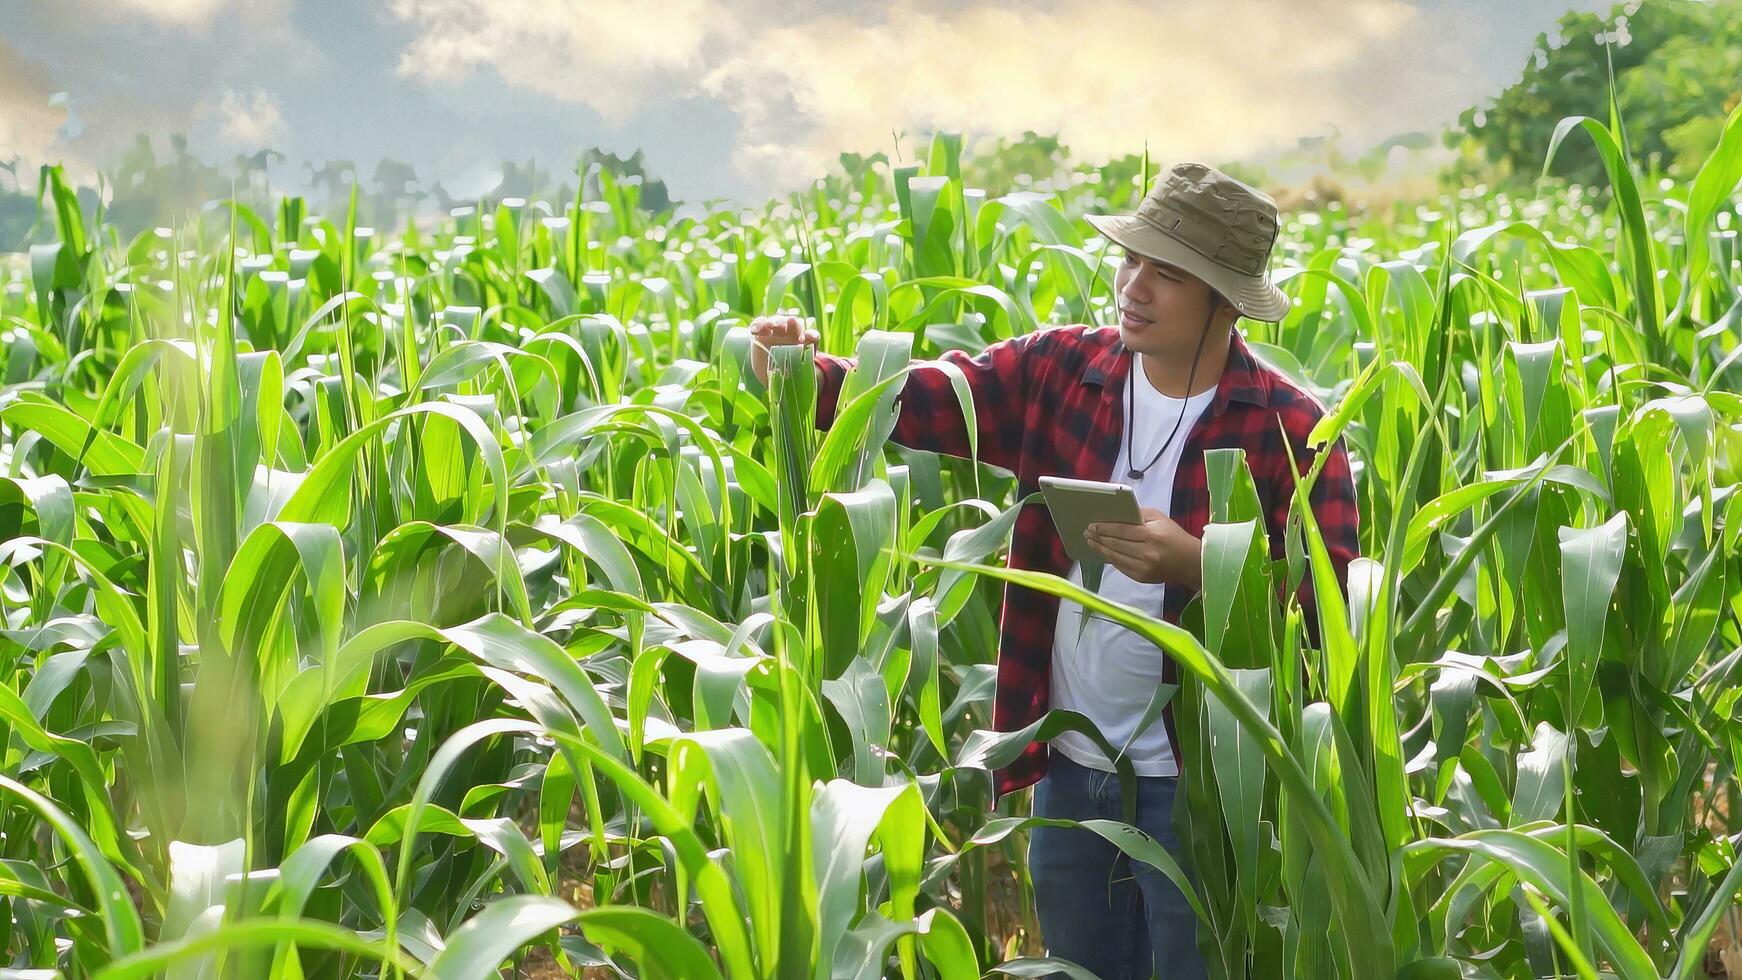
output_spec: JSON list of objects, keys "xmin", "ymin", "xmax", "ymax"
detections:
[{"xmin": 1039, "ymin": 475, "xmax": 1143, "ymax": 564}]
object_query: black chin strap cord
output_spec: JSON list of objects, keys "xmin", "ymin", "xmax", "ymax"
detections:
[{"xmin": 1125, "ymin": 304, "xmax": 1217, "ymax": 481}]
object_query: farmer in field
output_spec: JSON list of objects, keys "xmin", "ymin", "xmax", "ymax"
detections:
[{"xmin": 751, "ymin": 161, "xmax": 1358, "ymax": 979}]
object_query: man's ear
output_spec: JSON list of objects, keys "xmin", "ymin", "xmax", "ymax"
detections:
[{"xmin": 1212, "ymin": 292, "xmax": 1241, "ymax": 332}]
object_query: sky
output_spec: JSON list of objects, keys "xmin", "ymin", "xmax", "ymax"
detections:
[{"xmin": 1, "ymin": 0, "xmax": 1614, "ymax": 205}]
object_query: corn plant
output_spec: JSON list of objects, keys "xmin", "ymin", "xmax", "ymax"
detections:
[{"xmin": 0, "ymin": 96, "xmax": 1740, "ymax": 980}]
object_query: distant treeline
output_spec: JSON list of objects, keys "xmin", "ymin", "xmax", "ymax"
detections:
[{"xmin": 0, "ymin": 139, "xmax": 671, "ymax": 251}]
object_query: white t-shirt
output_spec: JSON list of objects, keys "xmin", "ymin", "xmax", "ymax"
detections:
[{"xmin": 1049, "ymin": 355, "xmax": 1217, "ymax": 777}]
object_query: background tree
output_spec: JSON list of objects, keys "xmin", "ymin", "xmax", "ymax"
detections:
[{"xmin": 1449, "ymin": 0, "xmax": 1742, "ymax": 186}]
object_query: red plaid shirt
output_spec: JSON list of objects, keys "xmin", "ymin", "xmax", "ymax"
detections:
[{"xmin": 813, "ymin": 324, "xmax": 1359, "ymax": 798}]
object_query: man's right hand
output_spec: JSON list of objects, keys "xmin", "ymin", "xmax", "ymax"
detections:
[{"xmin": 748, "ymin": 315, "xmax": 819, "ymax": 388}]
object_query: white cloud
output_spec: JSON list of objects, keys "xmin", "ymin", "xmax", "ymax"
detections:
[
  {"xmin": 385, "ymin": 0, "xmax": 1433, "ymax": 194},
  {"xmin": 107, "ymin": 0, "xmax": 234, "ymax": 28},
  {"xmin": 388, "ymin": 0, "xmax": 735, "ymax": 123},
  {"xmin": 187, "ymin": 89, "xmax": 288, "ymax": 155},
  {"xmin": 76, "ymin": 0, "xmax": 299, "ymax": 40},
  {"xmin": 0, "ymin": 41, "xmax": 92, "ymax": 179},
  {"xmin": 0, "ymin": 84, "xmax": 63, "ymax": 166},
  {"xmin": 702, "ymin": 0, "xmax": 1426, "ymax": 189}
]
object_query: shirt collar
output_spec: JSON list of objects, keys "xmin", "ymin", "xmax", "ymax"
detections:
[{"xmin": 1081, "ymin": 326, "xmax": 1270, "ymax": 416}]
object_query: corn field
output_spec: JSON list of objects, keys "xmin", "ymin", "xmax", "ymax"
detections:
[{"xmin": 1, "ymin": 103, "xmax": 1741, "ymax": 979}]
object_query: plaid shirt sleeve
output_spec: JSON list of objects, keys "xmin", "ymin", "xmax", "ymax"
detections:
[{"xmin": 812, "ymin": 335, "xmax": 1036, "ymax": 470}]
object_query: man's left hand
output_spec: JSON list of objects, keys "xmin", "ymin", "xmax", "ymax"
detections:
[{"xmin": 1085, "ymin": 507, "xmax": 1203, "ymax": 588}]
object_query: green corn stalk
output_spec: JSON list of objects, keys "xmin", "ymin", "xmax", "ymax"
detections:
[{"xmin": 1, "ymin": 90, "xmax": 1741, "ymax": 980}]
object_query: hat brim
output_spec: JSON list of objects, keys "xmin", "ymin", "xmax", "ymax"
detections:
[{"xmin": 1085, "ymin": 212, "xmax": 1292, "ymax": 322}]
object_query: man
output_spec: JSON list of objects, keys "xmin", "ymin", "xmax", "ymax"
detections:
[{"xmin": 750, "ymin": 162, "xmax": 1359, "ymax": 979}]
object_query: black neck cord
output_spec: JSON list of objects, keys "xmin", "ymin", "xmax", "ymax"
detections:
[{"xmin": 1125, "ymin": 306, "xmax": 1216, "ymax": 481}]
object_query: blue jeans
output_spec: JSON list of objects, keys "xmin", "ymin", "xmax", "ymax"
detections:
[{"xmin": 1027, "ymin": 752, "xmax": 1207, "ymax": 980}]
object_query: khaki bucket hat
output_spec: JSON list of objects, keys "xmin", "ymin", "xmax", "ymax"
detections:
[{"xmin": 1086, "ymin": 161, "xmax": 1292, "ymax": 322}]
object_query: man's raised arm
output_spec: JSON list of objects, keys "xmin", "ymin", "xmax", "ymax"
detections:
[{"xmin": 749, "ymin": 315, "xmax": 1035, "ymax": 473}]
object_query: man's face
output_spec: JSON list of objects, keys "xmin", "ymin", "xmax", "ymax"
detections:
[{"xmin": 1113, "ymin": 246, "xmax": 1228, "ymax": 353}]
